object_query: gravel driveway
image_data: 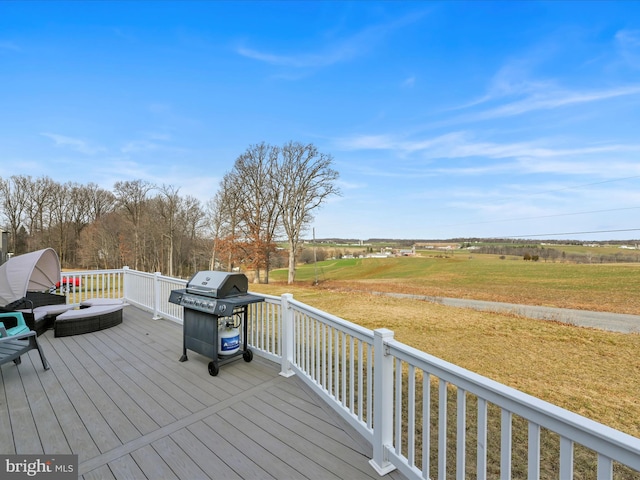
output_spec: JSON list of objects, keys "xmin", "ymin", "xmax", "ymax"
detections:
[{"xmin": 375, "ymin": 292, "xmax": 640, "ymax": 334}]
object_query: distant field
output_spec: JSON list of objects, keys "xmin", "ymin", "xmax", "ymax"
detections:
[{"xmin": 268, "ymin": 255, "xmax": 640, "ymax": 314}]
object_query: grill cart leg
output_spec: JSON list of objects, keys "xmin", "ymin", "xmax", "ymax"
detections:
[
  {"xmin": 241, "ymin": 307, "xmax": 252, "ymax": 363},
  {"xmin": 179, "ymin": 336, "xmax": 188, "ymax": 362}
]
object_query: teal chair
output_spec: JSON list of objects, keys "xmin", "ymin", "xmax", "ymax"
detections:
[
  {"xmin": 0, "ymin": 312, "xmax": 50, "ymax": 370},
  {"xmin": 0, "ymin": 312, "xmax": 31, "ymax": 337}
]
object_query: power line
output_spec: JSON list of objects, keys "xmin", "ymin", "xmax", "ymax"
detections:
[
  {"xmin": 439, "ymin": 206, "xmax": 640, "ymax": 228},
  {"xmin": 500, "ymin": 228, "xmax": 640, "ymax": 239},
  {"xmin": 430, "ymin": 175, "xmax": 640, "ymax": 235},
  {"xmin": 528, "ymin": 175, "xmax": 640, "ymax": 197}
]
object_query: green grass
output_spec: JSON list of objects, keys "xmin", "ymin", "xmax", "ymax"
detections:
[{"xmin": 269, "ymin": 255, "xmax": 640, "ymax": 314}]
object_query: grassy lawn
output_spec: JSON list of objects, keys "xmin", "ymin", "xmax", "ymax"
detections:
[{"xmin": 269, "ymin": 255, "xmax": 640, "ymax": 314}]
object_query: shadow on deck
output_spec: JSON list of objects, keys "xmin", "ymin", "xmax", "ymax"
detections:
[{"xmin": 0, "ymin": 305, "xmax": 405, "ymax": 480}]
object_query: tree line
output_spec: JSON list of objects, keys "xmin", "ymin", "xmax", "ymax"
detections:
[
  {"xmin": 476, "ymin": 244, "xmax": 640, "ymax": 263},
  {"xmin": 0, "ymin": 141, "xmax": 339, "ymax": 283}
]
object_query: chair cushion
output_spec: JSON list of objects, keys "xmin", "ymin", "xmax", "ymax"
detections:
[
  {"xmin": 56, "ymin": 305, "xmax": 122, "ymax": 320},
  {"xmin": 33, "ymin": 304, "xmax": 75, "ymax": 316},
  {"xmin": 80, "ymin": 298, "xmax": 126, "ymax": 307},
  {"xmin": 18, "ymin": 308, "xmax": 48, "ymax": 321}
]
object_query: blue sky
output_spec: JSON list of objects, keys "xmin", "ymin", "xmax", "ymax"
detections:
[{"xmin": 2, "ymin": 1, "xmax": 640, "ymax": 241}]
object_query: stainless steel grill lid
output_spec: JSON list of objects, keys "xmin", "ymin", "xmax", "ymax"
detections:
[
  {"xmin": 185, "ymin": 271, "xmax": 248, "ymax": 298},
  {"xmin": 169, "ymin": 271, "xmax": 263, "ymax": 316}
]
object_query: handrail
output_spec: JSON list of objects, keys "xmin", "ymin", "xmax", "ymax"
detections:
[
  {"xmin": 386, "ymin": 338, "xmax": 640, "ymax": 479},
  {"xmin": 64, "ymin": 267, "xmax": 640, "ymax": 479}
]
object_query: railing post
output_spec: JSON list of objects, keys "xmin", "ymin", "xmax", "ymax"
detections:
[
  {"xmin": 122, "ymin": 266, "xmax": 130, "ymax": 302},
  {"xmin": 153, "ymin": 271, "xmax": 162, "ymax": 320},
  {"xmin": 279, "ymin": 293, "xmax": 295, "ymax": 377},
  {"xmin": 370, "ymin": 328, "xmax": 397, "ymax": 476}
]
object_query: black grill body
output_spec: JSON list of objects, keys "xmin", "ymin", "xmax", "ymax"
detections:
[{"xmin": 169, "ymin": 271, "xmax": 264, "ymax": 376}]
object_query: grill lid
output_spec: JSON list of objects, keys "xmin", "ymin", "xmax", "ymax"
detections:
[{"xmin": 186, "ymin": 271, "xmax": 248, "ymax": 298}]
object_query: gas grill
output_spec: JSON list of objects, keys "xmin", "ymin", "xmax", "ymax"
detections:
[{"xmin": 169, "ymin": 271, "xmax": 264, "ymax": 376}]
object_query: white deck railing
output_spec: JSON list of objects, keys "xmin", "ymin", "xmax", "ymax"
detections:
[{"xmin": 63, "ymin": 268, "xmax": 640, "ymax": 479}]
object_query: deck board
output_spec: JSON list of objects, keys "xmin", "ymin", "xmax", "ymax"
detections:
[
  {"xmin": 68, "ymin": 335, "xmax": 161, "ymax": 435},
  {"xmin": 202, "ymin": 413, "xmax": 308, "ymax": 479},
  {"xmin": 0, "ymin": 305, "xmax": 406, "ymax": 480},
  {"xmin": 23, "ymin": 358, "xmax": 70, "ymax": 455},
  {"xmin": 5, "ymin": 364, "xmax": 41, "ymax": 454},
  {"xmin": 186, "ymin": 421, "xmax": 273, "ymax": 480},
  {"xmin": 227, "ymin": 402, "xmax": 346, "ymax": 480},
  {"xmin": 35, "ymin": 352, "xmax": 99, "ymax": 459},
  {"xmin": 0, "ymin": 375, "xmax": 14, "ymax": 454},
  {"xmin": 130, "ymin": 444, "xmax": 180, "ymax": 480},
  {"xmin": 43, "ymin": 337, "xmax": 124, "ymax": 452},
  {"xmin": 83, "ymin": 464, "xmax": 116, "ymax": 480},
  {"xmin": 150, "ymin": 436, "xmax": 210, "ymax": 479},
  {"xmin": 107, "ymin": 454, "xmax": 146, "ymax": 480},
  {"xmin": 168, "ymin": 428, "xmax": 242, "ymax": 480}
]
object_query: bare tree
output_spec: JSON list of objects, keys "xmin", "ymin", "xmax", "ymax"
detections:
[
  {"xmin": 156, "ymin": 185, "xmax": 181, "ymax": 277},
  {"xmin": 66, "ymin": 183, "xmax": 114, "ymax": 266},
  {"xmin": 77, "ymin": 211, "xmax": 125, "ymax": 269},
  {"xmin": 178, "ymin": 195, "xmax": 205, "ymax": 276},
  {"xmin": 229, "ymin": 143, "xmax": 281, "ymax": 283},
  {"xmin": 1, "ymin": 174, "xmax": 209, "ymax": 273},
  {"xmin": 205, "ymin": 194, "xmax": 226, "ymax": 271},
  {"xmin": 22, "ymin": 176, "xmax": 56, "ymax": 251},
  {"xmin": 0, "ymin": 175, "xmax": 29, "ymax": 254},
  {"xmin": 83, "ymin": 182, "xmax": 116, "ymax": 222},
  {"xmin": 205, "ymin": 173, "xmax": 244, "ymax": 272},
  {"xmin": 113, "ymin": 179, "xmax": 155, "ymax": 270},
  {"xmin": 49, "ymin": 181, "xmax": 74, "ymax": 266},
  {"xmin": 277, "ymin": 141, "xmax": 340, "ymax": 284}
]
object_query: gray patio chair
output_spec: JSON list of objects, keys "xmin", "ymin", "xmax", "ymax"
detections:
[{"xmin": 0, "ymin": 321, "xmax": 50, "ymax": 370}]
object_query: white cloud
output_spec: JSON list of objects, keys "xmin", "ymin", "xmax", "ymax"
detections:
[
  {"xmin": 450, "ymin": 44, "xmax": 640, "ymax": 123},
  {"xmin": 121, "ymin": 140, "xmax": 161, "ymax": 154},
  {"xmin": 335, "ymin": 129, "xmax": 640, "ymax": 180},
  {"xmin": 455, "ymin": 63, "xmax": 552, "ymax": 111},
  {"xmin": 615, "ymin": 29, "xmax": 640, "ymax": 69},
  {"xmin": 615, "ymin": 29, "xmax": 640, "ymax": 49},
  {"xmin": 336, "ymin": 131, "xmax": 466, "ymax": 153},
  {"xmin": 236, "ymin": 9, "xmax": 428, "ymax": 70},
  {"xmin": 470, "ymin": 85, "xmax": 640, "ymax": 121},
  {"xmin": 41, "ymin": 133, "xmax": 106, "ymax": 155},
  {"xmin": 236, "ymin": 45, "xmax": 353, "ymax": 68}
]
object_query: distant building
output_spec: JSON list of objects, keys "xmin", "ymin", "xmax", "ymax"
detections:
[{"xmin": 398, "ymin": 246, "xmax": 415, "ymax": 256}]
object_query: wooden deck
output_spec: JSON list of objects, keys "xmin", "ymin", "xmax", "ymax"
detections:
[{"xmin": 0, "ymin": 305, "xmax": 406, "ymax": 480}]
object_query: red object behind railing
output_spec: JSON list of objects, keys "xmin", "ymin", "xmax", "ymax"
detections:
[{"xmin": 56, "ymin": 277, "xmax": 81, "ymax": 288}]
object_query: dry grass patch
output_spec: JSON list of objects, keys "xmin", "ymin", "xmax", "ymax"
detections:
[{"xmin": 251, "ymin": 283, "xmax": 640, "ymax": 440}]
